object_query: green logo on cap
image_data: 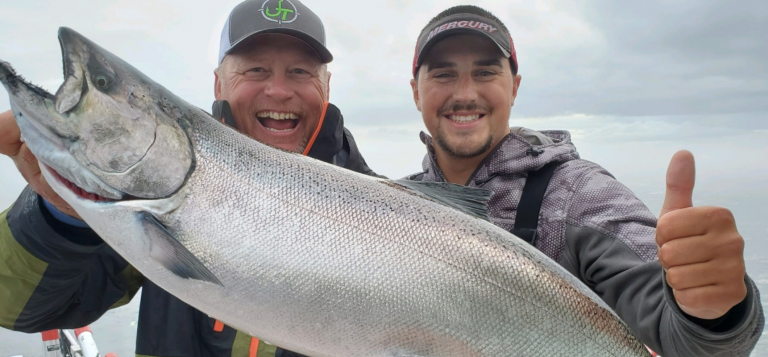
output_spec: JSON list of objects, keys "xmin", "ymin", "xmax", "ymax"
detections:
[{"xmin": 261, "ymin": 0, "xmax": 299, "ymax": 24}]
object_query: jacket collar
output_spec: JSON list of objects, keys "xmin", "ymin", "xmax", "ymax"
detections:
[
  {"xmin": 419, "ymin": 128, "xmax": 580, "ymax": 186},
  {"xmin": 306, "ymin": 103, "xmax": 345, "ymax": 163},
  {"xmin": 305, "ymin": 103, "xmax": 378, "ymax": 176}
]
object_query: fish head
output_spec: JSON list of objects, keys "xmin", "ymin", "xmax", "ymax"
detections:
[{"xmin": 0, "ymin": 27, "xmax": 193, "ymax": 201}]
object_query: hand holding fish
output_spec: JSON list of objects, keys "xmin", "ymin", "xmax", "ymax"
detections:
[
  {"xmin": 656, "ymin": 150, "xmax": 747, "ymax": 320},
  {"xmin": 0, "ymin": 109, "xmax": 80, "ymax": 218}
]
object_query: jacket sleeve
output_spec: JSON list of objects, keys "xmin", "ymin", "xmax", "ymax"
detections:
[
  {"xmin": 0, "ymin": 187, "xmax": 143, "ymax": 332},
  {"xmin": 556, "ymin": 162, "xmax": 764, "ymax": 357}
]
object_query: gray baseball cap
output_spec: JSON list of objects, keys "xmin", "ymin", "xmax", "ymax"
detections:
[
  {"xmin": 218, "ymin": 0, "xmax": 333, "ymax": 64},
  {"xmin": 413, "ymin": 13, "xmax": 518, "ymax": 76}
]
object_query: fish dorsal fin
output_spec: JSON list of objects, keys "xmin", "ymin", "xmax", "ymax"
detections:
[
  {"xmin": 138, "ymin": 212, "xmax": 223, "ymax": 286},
  {"xmin": 393, "ymin": 179, "xmax": 492, "ymax": 221}
]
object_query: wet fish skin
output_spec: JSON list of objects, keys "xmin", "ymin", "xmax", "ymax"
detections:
[{"xmin": 0, "ymin": 27, "xmax": 650, "ymax": 357}]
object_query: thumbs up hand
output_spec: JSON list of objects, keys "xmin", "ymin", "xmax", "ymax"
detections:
[{"xmin": 656, "ymin": 150, "xmax": 747, "ymax": 320}]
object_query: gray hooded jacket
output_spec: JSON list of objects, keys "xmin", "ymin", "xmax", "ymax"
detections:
[{"xmin": 407, "ymin": 128, "xmax": 764, "ymax": 357}]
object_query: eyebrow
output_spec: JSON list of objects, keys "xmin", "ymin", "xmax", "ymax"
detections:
[
  {"xmin": 426, "ymin": 61, "xmax": 456, "ymax": 72},
  {"xmin": 474, "ymin": 58, "xmax": 503, "ymax": 67},
  {"xmin": 426, "ymin": 58, "xmax": 504, "ymax": 72}
]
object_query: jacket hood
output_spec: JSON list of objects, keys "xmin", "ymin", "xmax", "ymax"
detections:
[{"xmin": 419, "ymin": 127, "xmax": 580, "ymax": 186}]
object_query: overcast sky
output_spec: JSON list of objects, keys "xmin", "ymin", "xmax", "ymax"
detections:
[
  {"xmin": 0, "ymin": 1, "xmax": 766, "ymax": 354},
  {"xmin": 0, "ymin": 3, "xmax": 766, "ymax": 220},
  {"xmin": 0, "ymin": 0, "xmax": 766, "ymax": 219}
]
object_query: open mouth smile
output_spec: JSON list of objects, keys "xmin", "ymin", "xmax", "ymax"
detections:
[
  {"xmin": 256, "ymin": 111, "xmax": 300, "ymax": 133},
  {"xmin": 445, "ymin": 113, "xmax": 486, "ymax": 124}
]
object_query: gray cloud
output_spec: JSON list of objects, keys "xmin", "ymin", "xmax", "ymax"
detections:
[{"xmin": 513, "ymin": 0, "xmax": 768, "ymax": 118}]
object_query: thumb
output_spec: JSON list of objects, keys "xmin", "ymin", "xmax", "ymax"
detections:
[{"xmin": 660, "ymin": 150, "xmax": 696, "ymax": 217}]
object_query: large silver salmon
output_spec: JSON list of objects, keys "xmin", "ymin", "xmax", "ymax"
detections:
[{"xmin": 0, "ymin": 28, "xmax": 650, "ymax": 357}]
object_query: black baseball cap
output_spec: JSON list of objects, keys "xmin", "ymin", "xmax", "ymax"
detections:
[
  {"xmin": 412, "ymin": 12, "xmax": 518, "ymax": 76},
  {"xmin": 218, "ymin": 0, "xmax": 333, "ymax": 64}
]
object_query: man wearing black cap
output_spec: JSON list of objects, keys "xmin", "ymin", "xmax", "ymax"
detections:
[
  {"xmin": 0, "ymin": 0, "xmax": 373, "ymax": 356},
  {"xmin": 406, "ymin": 5, "xmax": 764, "ymax": 357}
]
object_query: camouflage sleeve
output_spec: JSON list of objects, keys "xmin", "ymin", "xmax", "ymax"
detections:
[
  {"xmin": 0, "ymin": 187, "xmax": 143, "ymax": 332},
  {"xmin": 557, "ymin": 161, "xmax": 764, "ymax": 357}
]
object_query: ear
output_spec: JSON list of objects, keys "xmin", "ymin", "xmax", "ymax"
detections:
[
  {"xmin": 510, "ymin": 74, "xmax": 522, "ymax": 107},
  {"xmin": 410, "ymin": 77, "xmax": 422, "ymax": 112},
  {"xmin": 214, "ymin": 70, "xmax": 222, "ymax": 100}
]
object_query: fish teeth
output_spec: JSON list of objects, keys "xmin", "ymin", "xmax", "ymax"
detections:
[
  {"xmin": 448, "ymin": 114, "xmax": 481, "ymax": 123},
  {"xmin": 257, "ymin": 111, "xmax": 299, "ymax": 120}
]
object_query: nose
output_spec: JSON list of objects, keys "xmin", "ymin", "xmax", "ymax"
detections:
[
  {"xmin": 453, "ymin": 73, "xmax": 478, "ymax": 103},
  {"xmin": 264, "ymin": 73, "xmax": 294, "ymax": 101}
]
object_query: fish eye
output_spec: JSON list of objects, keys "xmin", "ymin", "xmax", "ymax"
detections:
[
  {"xmin": 95, "ymin": 75, "xmax": 110, "ymax": 88},
  {"xmin": 86, "ymin": 57, "xmax": 117, "ymax": 92}
]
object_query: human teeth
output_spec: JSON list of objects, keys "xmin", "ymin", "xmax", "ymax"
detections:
[
  {"xmin": 448, "ymin": 114, "xmax": 480, "ymax": 123},
  {"xmin": 264, "ymin": 127, "xmax": 294, "ymax": 132},
  {"xmin": 257, "ymin": 111, "xmax": 299, "ymax": 120}
]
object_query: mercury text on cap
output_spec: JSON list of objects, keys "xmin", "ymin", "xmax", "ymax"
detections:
[{"xmin": 427, "ymin": 21, "xmax": 498, "ymax": 41}]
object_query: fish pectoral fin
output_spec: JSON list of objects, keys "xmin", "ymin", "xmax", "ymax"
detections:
[
  {"xmin": 392, "ymin": 180, "xmax": 492, "ymax": 221},
  {"xmin": 138, "ymin": 212, "xmax": 223, "ymax": 286}
]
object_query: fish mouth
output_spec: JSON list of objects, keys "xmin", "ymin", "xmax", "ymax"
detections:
[
  {"xmin": 0, "ymin": 61, "xmax": 55, "ymax": 102},
  {"xmin": 14, "ymin": 98, "xmax": 127, "ymax": 202},
  {"xmin": 0, "ymin": 32, "xmax": 125, "ymax": 202},
  {"xmin": 46, "ymin": 164, "xmax": 118, "ymax": 202},
  {"xmin": 0, "ymin": 27, "xmax": 88, "ymax": 114}
]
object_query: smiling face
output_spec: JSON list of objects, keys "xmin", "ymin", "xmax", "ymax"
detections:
[
  {"xmin": 215, "ymin": 33, "xmax": 330, "ymax": 153},
  {"xmin": 412, "ymin": 34, "xmax": 521, "ymax": 160}
]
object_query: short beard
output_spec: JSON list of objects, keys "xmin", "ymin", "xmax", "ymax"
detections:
[
  {"xmin": 266, "ymin": 136, "xmax": 309, "ymax": 154},
  {"xmin": 434, "ymin": 131, "xmax": 493, "ymax": 159},
  {"xmin": 294, "ymin": 136, "xmax": 310, "ymax": 154},
  {"xmin": 433, "ymin": 101, "xmax": 493, "ymax": 159}
]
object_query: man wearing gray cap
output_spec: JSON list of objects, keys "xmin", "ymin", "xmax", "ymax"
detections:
[
  {"xmin": 0, "ymin": 0, "xmax": 373, "ymax": 356},
  {"xmin": 406, "ymin": 5, "xmax": 764, "ymax": 357}
]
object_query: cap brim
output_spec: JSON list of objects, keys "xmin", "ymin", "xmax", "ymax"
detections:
[
  {"xmin": 226, "ymin": 28, "xmax": 333, "ymax": 64},
  {"xmin": 417, "ymin": 28, "xmax": 510, "ymax": 69}
]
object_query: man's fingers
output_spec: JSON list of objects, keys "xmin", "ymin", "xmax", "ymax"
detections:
[
  {"xmin": 16, "ymin": 150, "xmax": 53, "ymax": 200},
  {"xmin": 30, "ymin": 173, "xmax": 58, "ymax": 200},
  {"xmin": 8, "ymin": 141, "xmax": 81, "ymax": 219},
  {"xmin": 657, "ymin": 234, "xmax": 714, "ymax": 268},
  {"xmin": 20, "ymin": 143, "xmax": 39, "ymax": 166},
  {"xmin": 672, "ymin": 283, "xmax": 747, "ymax": 319},
  {"xmin": 13, "ymin": 145, "xmax": 54, "ymax": 200},
  {"xmin": 659, "ymin": 150, "xmax": 695, "ymax": 218},
  {"xmin": 666, "ymin": 262, "xmax": 743, "ymax": 290},
  {"xmin": 11, "ymin": 144, "xmax": 40, "ymax": 181},
  {"xmin": 657, "ymin": 206, "xmax": 739, "ymax": 246},
  {"xmin": 0, "ymin": 110, "xmax": 22, "ymax": 156},
  {"xmin": 46, "ymin": 195, "xmax": 82, "ymax": 220},
  {"xmin": 655, "ymin": 208, "xmax": 709, "ymax": 246},
  {"xmin": 12, "ymin": 143, "xmax": 40, "ymax": 173}
]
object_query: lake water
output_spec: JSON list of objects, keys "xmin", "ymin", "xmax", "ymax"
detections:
[{"xmin": 1, "ymin": 182, "xmax": 766, "ymax": 357}]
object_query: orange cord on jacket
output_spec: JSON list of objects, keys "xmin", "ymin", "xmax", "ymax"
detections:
[{"xmin": 302, "ymin": 101, "xmax": 329, "ymax": 156}]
